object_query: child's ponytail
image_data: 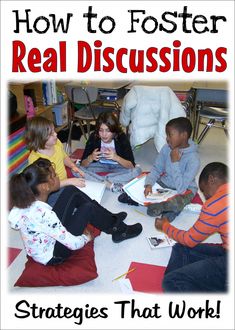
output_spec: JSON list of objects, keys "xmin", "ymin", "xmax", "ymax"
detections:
[
  {"xmin": 9, "ymin": 172, "xmax": 36, "ymax": 209},
  {"xmin": 9, "ymin": 158, "xmax": 53, "ymax": 209}
]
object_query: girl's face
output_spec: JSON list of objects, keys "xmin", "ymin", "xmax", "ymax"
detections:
[
  {"xmin": 47, "ymin": 167, "xmax": 60, "ymax": 193},
  {"xmin": 98, "ymin": 123, "xmax": 114, "ymax": 143},
  {"xmin": 45, "ymin": 125, "xmax": 57, "ymax": 148}
]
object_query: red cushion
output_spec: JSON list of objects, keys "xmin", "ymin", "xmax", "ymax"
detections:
[
  {"xmin": 8, "ymin": 247, "xmax": 22, "ymax": 267},
  {"xmin": 191, "ymin": 192, "xmax": 203, "ymax": 205},
  {"xmin": 14, "ymin": 240, "xmax": 98, "ymax": 287},
  {"xmin": 70, "ymin": 148, "xmax": 84, "ymax": 160}
]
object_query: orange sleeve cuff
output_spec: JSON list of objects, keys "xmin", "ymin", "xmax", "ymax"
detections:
[{"xmin": 162, "ymin": 220, "xmax": 171, "ymax": 234}]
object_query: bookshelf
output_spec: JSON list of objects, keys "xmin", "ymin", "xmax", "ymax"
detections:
[{"xmin": 8, "ymin": 81, "xmax": 69, "ymax": 131}]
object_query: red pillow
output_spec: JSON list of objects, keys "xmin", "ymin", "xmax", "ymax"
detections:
[
  {"xmin": 191, "ymin": 192, "xmax": 203, "ymax": 205},
  {"xmin": 15, "ymin": 241, "xmax": 98, "ymax": 287}
]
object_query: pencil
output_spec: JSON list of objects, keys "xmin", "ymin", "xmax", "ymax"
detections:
[
  {"xmin": 134, "ymin": 209, "xmax": 147, "ymax": 217},
  {"xmin": 112, "ymin": 268, "xmax": 136, "ymax": 282}
]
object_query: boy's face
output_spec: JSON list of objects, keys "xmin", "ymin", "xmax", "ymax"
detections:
[
  {"xmin": 199, "ymin": 175, "xmax": 219, "ymax": 200},
  {"xmin": 166, "ymin": 126, "xmax": 187, "ymax": 149},
  {"xmin": 199, "ymin": 180, "xmax": 211, "ymax": 200}
]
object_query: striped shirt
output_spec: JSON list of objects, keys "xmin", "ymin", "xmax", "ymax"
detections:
[{"xmin": 162, "ymin": 183, "xmax": 229, "ymax": 249}]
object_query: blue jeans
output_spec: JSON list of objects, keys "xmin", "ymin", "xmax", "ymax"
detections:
[
  {"xmin": 162, "ymin": 243, "xmax": 228, "ymax": 292},
  {"xmin": 47, "ymin": 188, "xmax": 65, "ymax": 207},
  {"xmin": 73, "ymin": 162, "xmax": 142, "ymax": 184}
]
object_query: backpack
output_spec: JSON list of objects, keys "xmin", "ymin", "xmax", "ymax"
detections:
[{"xmin": 24, "ymin": 95, "xmax": 36, "ymax": 118}]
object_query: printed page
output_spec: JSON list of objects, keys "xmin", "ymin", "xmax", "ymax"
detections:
[
  {"xmin": 123, "ymin": 174, "xmax": 177, "ymax": 205},
  {"xmin": 146, "ymin": 234, "xmax": 176, "ymax": 249}
]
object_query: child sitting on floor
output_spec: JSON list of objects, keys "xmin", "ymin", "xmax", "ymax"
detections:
[
  {"xmin": 8, "ymin": 158, "xmax": 143, "ymax": 266},
  {"xmin": 24, "ymin": 116, "xmax": 85, "ymax": 206},
  {"xmin": 73, "ymin": 111, "xmax": 142, "ymax": 193},
  {"xmin": 155, "ymin": 162, "xmax": 228, "ymax": 292},
  {"xmin": 119, "ymin": 117, "xmax": 200, "ymax": 222}
]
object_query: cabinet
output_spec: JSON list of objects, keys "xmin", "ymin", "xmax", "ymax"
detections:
[{"xmin": 8, "ymin": 81, "xmax": 69, "ymax": 131}]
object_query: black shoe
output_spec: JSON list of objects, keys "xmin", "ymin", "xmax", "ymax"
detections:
[
  {"xmin": 113, "ymin": 211, "xmax": 127, "ymax": 222},
  {"xmin": 118, "ymin": 192, "xmax": 139, "ymax": 206},
  {"xmin": 112, "ymin": 223, "xmax": 143, "ymax": 243}
]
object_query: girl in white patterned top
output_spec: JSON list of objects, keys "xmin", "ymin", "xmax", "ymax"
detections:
[{"xmin": 9, "ymin": 158, "xmax": 142, "ymax": 265}]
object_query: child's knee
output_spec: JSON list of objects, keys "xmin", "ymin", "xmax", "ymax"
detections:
[{"xmin": 62, "ymin": 185, "xmax": 78, "ymax": 196}]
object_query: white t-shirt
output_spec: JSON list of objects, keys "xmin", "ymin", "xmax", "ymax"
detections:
[{"xmin": 100, "ymin": 140, "xmax": 118, "ymax": 165}]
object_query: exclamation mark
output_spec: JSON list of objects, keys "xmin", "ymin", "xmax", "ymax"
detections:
[{"xmin": 216, "ymin": 300, "xmax": 221, "ymax": 318}]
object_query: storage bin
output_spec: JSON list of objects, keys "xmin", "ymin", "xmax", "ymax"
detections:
[{"xmin": 52, "ymin": 101, "xmax": 68, "ymax": 126}]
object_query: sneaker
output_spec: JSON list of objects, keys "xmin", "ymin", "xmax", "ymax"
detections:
[
  {"xmin": 110, "ymin": 183, "xmax": 123, "ymax": 193},
  {"xmin": 112, "ymin": 223, "xmax": 143, "ymax": 243},
  {"xmin": 118, "ymin": 192, "xmax": 139, "ymax": 206}
]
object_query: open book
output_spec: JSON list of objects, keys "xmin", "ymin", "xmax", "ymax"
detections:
[
  {"xmin": 147, "ymin": 234, "xmax": 176, "ymax": 249},
  {"xmin": 122, "ymin": 173, "xmax": 177, "ymax": 206},
  {"xmin": 77, "ymin": 180, "xmax": 106, "ymax": 204}
]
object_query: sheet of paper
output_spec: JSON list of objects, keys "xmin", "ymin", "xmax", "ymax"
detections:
[{"xmin": 77, "ymin": 180, "xmax": 106, "ymax": 204}]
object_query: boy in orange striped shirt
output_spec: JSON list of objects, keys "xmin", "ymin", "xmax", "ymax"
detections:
[{"xmin": 155, "ymin": 162, "xmax": 228, "ymax": 292}]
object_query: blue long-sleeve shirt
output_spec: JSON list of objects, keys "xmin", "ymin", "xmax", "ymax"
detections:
[{"xmin": 145, "ymin": 139, "xmax": 200, "ymax": 195}]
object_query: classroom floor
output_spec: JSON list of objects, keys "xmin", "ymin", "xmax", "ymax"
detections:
[{"xmin": 7, "ymin": 122, "xmax": 228, "ymax": 294}]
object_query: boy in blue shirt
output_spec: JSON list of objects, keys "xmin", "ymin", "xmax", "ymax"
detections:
[
  {"xmin": 144, "ymin": 117, "xmax": 200, "ymax": 221},
  {"xmin": 119, "ymin": 117, "xmax": 200, "ymax": 222}
]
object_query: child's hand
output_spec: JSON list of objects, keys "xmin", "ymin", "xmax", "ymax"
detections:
[
  {"xmin": 71, "ymin": 163, "xmax": 85, "ymax": 177},
  {"xmin": 71, "ymin": 165, "xmax": 85, "ymax": 177},
  {"xmin": 144, "ymin": 185, "xmax": 152, "ymax": 197},
  {"xmin": 91, "ymin": 148, "xmax": 101, "ymax": 161},
  {"xmin": 68, "ymin": 177, "xmax": 86, "ymax": 188},
  {"xmin": 83, "ymin": 228, "xmax": 94, "ymax": 242},
  {"xmin": 77, "ymin": 168, "xmax": 85, "ymax": 177},
  {"xmin": 155, "ymin": 216, "xmax": 169, "ymax": 231},
  {"xmin": 170, "ymin": 148, "xmax": 182, "ymax": 162},
  {"xmin": 103, "ymin": 148, "xmax": 116, "ymax": 160}
]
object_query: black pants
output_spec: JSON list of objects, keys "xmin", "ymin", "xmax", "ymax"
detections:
[{"xmin": 47, "ymin": 186, "xmax": 116, "ymax": 265}]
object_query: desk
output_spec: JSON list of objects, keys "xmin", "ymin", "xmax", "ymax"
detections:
[
  {"xmin": 66, "ymin": 80, "xmax": 131, "ymax": 111},
  {"xmin": 192, "ymin": 88, "xmax": 227, "ymax": 140}
]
